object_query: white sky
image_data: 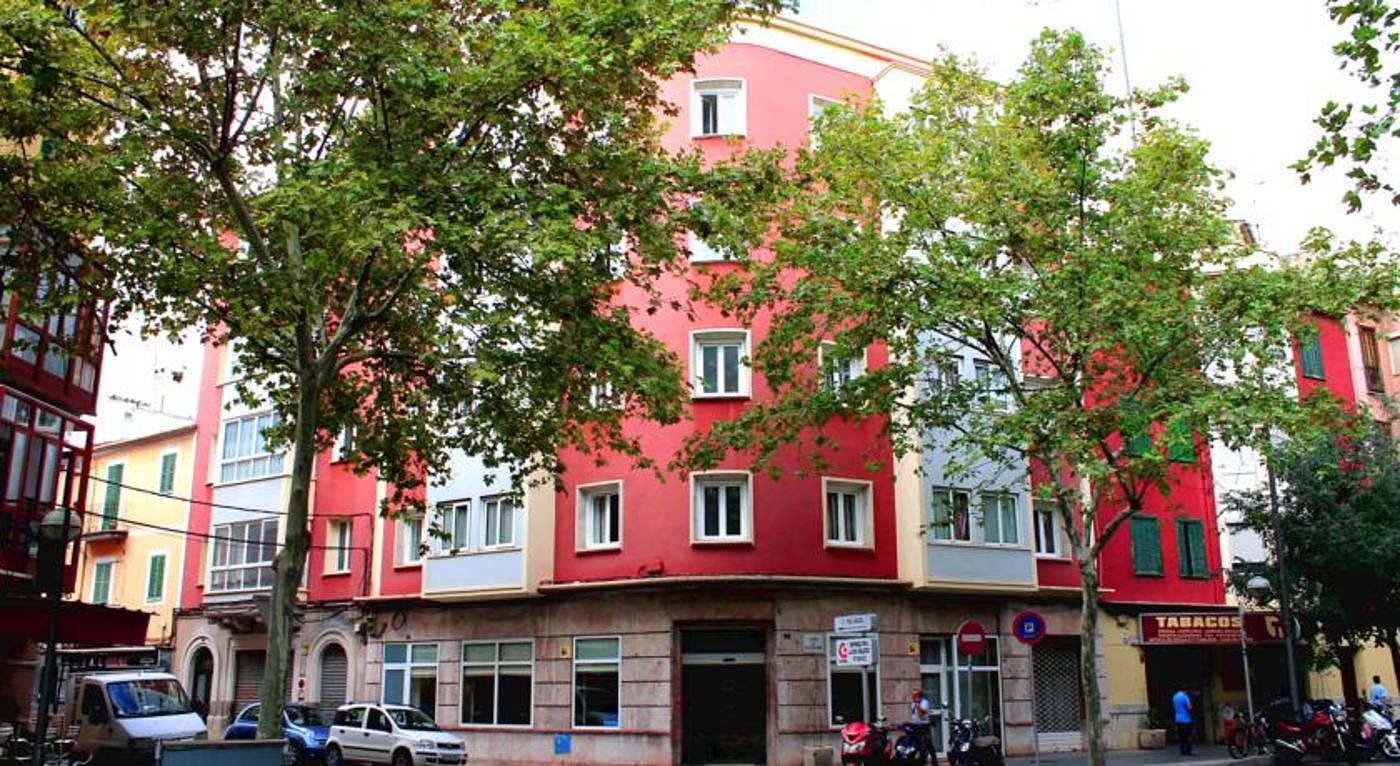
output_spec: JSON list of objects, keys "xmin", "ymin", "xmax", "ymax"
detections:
[
  {"xmin": 94, "ymin": 2, "xmax": 1400, "ymax": 436},
  {"xmin": 792, "ymin": 0, "xmax": 1400, "ymax": 250}
]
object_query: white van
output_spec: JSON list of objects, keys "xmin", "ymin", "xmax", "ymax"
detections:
[{"xmin": 69, "ymin": 671, "xmax": 207, "ymax": 764}]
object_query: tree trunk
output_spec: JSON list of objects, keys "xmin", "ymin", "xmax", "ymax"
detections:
[
  {"xmin": 256, "ymin": 376, "xmax": 321, "ymax": 739},
  {"xmin": 1388, "ymin": 633, "xmax": 1400, "ymax": 692},
  {"xmin": 1079, "ymin": 562, "xmax": 1107, "ymax": 766}
]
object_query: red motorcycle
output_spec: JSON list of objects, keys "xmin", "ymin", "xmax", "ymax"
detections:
[
  {"xmin": 1271, "ymin": 699, "xmax": 1359, "ymax": 765},
  {"xmin": 838, "ymin": 717, "xmax": 894, "ymax": 765}
]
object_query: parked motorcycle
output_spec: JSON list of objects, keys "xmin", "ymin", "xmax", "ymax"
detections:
[
  {"xmin": 892, "ymin": 721, "xmax": 936, "ymax": 765},
  {"xmin": 944, "ymin": 708, "xmax": 1004, "ymax": 766},
  {"xmin": 838, "ymin": 716, "xmax": 894, "ymax": 765},
  {"xmin": 1357, "ymin": 701, "xmax": 1400, "ymax": 761},
  {"xmin": 1271, "ymin": 699, "xmax": 1359, "ymax": 765},
  {"xmin": 1224, "ymin": 706, "xmax": 1272, "ymax": 758}
]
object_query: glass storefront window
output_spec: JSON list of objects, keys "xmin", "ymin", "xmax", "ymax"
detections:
[{"xmin": 919, "ymin": 635, "xmax": 1003, "ymax": 749}]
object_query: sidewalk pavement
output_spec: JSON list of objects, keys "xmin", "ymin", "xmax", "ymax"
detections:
[{"xmin": 1005, "ymin": 744, "xmax": 1273, "ymax": 766}]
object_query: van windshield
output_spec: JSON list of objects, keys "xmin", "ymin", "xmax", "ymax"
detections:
[{"xmin": 107, "ymin": 679, "xmax": 192, "ymax": 718}]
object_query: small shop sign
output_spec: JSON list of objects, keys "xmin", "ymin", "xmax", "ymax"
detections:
[
  {"xmin": 834, "ymin": 636, "xmax": 875, "ymax": 666},
  {"xmin": 1139, "ymin": 612, "xmax": 1287, "ymax": 645},
  {"xmin": 834, "ymin": 613, "xmax": 877, "ymax": 635}
]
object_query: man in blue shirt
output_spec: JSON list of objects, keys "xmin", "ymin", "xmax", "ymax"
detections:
[
  {"xmin": 1371, "ymin": 675, "xmax": 1391, "ymax": 709},
  {"xmin": 1173, "ymin": 686, "xmax": 1193, "ymax": 756}
]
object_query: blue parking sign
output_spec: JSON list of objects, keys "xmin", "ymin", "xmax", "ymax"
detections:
[
  {"xmin": 1012, "ymin": 610, "xmax": 1047, "ymax": 645},
  {"xmin": 554, "ymin": 733, "xmax": 572, "ymax": 755}
]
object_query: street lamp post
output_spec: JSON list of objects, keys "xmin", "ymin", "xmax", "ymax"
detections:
[
  {"xmin": 1238, "ymin": 575, "xmax": 1273, "ymax": 721},
  {"xmin": 1266, "ymin": 459, "xmax": 1303, "ymax": 716},
  {"xmin": 33, "ymin": 508, "xmax": 75, "ymax": 766}
]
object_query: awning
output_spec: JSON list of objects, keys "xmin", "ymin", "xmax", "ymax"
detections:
[{"xmin": 0, "ymin": 599, "xmax": 151, "ymax": 646}]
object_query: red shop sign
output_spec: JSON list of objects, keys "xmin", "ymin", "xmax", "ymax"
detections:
[
  {"xmin": 955, "ymin": 620, "xmax": 988, "ymax": 656},
  {"xmin": 1139, "ymin": 612, "xmax": 1288, "ymax": 645}
]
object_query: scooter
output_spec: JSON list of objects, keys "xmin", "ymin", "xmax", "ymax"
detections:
[
  {"xmin": 838, "ymin": 716, "xmax": 894, "ymax": 765},
  {"xmin": 891, "ymin": 721, "xmax": 935, "ymax": 765},
  {"xmin": 1358, "ymin": 701, "xmax": 1400, "ymax": 761},
  {"xmin": 944, "ymin": 707, "xmax": 1004, "ymax": 766}
]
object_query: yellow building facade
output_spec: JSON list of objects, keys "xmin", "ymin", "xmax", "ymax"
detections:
[{"xmin": 78, "ymin": 424, "xmax": 197, "ymax": 647}]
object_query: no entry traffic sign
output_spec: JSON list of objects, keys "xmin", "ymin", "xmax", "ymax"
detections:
[
  {"xmin": 955, "ymin": 620, "xmax": 988, "ymax": 656},
  {"xmin": 1013, "ymin": 610, "xmax": 1048, "ymax": 646}
]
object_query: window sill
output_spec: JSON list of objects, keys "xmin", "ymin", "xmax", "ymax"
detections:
[
  {"xmin": 691, "ymin": 393, "xmax": 751, "ymax": 401},
  {"xmin": 393, "ymin": 562, "xmax": 424, "ymax": 571},
  {"xmin": 689, "ymin": 257, "xmax": 736, "ymax": 265},
  {"xmin": 691, "ymin": 537, "xmax": 754, "ymax": 547},
  {"xmin": 1179, "ymin": 574, "xmax": 1211, "ymax": 580},
  {"xmin": 213, "ymin": 473, "xmax": 289, "ymax": 488},
  {"xmin": 928, "ymin": 539, "xmax": 1027, "ymax": 550},
  {"xmin": 323, "ymin": 569, "xmax": 352, "ymax": 577},
  {"xmin": 1035, "ymin": 553, "xmax": 1069, "ymax": 561},
  {"xmin": 691, "ymin": 132, "xmax": 746, "ymax": 140},
  {"xmin": 205, "ymin": 586, "xmax": 273, "ymax": 596},
  {"xmin": 824, "ymin": 541, "xmax": 875, "ymax": 553},
  {"xmin": 1132, "ymin": 571, "xmax": 1164, "ymax": 578},
  {"xmin": 576, "ymin": 544, "xmax": 622, "ymax": 555},
  {"xmin": 446, "ymin": 723, "xmax": 535, "ymax": 731},
  {"xmin": 1301, "ymin": 373, "xmax": 1325, "ymax": 381},
  {"xmin": 427, "ymin": 546, "xmax": 521, "ymax": 559}
]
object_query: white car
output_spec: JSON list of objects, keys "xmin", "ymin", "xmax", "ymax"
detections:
[{"xmin": 326, "ymin": 703, "xmax": 466, "ymax": 766}]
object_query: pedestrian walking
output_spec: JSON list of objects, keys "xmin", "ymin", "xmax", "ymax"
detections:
[
  {"xmin": 1172, "ymin": 685, "xmax": 1193, "ymax": 756},
  {"xmin": 1371, "ymin": 675, "xmax": 1391, "ymax": 708}
]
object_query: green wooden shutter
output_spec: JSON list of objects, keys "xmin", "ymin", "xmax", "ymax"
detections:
[
  {"xmin": 1177, "ymin": 519, "xmax": 1208, "ymax": 578},
  {"xmin": 1121, "ymin": 397, "xmax": 1152, "ymax": 457},
  {"xmin": 101, "ymin": 464, "xmax": 123, "ymax": 530},
  {"xmin": 1166, "ymin": 421, "xmax": 1195, "ymax": 463},
  {"xmin": 147, "ymin": 554, "xmax": 166, "ymax": 601},
  {"xmin": 1299, "ymin": 335, "xmax": 1325, "ymax": 379},
  {"xmin": 158, "ymin": 453, "xmax": 177, "ymax": 494},
  {"xmin": 1130, "ymin": 516, "xmax": 1162, "ymax": 575}
]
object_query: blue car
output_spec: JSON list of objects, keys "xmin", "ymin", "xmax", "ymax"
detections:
[{"xmin": 225, "ymin": 703, "xmax": 330, "ymax": 764}]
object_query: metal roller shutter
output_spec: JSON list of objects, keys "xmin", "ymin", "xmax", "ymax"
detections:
[
  {"xmin": 318, "ymin": 644, "xmax": 348, "ymax": 719},
  {"xmin": 233, "ymin": 650, "xmax": 266, "ymax": 717}
]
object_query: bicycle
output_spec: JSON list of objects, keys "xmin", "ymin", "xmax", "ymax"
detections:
[{"xmin": 1226, "ymin": 707, "xmax": 1272, "ymax": 759}]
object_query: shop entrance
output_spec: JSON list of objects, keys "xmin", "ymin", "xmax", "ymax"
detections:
[{"xmin": 680, "ymin": 628, "xmax": 767, "ymax": 765}]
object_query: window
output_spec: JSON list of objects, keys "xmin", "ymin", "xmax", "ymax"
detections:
[
  {"xmin": 918, "ymin": 635, "xmax": 1002, "ymax": 745},
  {"xmin": 1360, "ymin": 326, "xmax": 1383, "ymax": 392},
  {"xmin": 691, "ymin": 79, "xmax": 746, "ymax": 137},
  {"xmin": 820, "ymin": 342, "xmax": 865, "ymax": 391},
  {"xmin": 145, "ymin": 552, "xmax": 166, "ymax": 603},
  {"xmin": 808, "ymin": 94, "xmax": 840, "ymax": 147},
  {"xmin": 332, "ymin": 706, "xmax": 366, "ymax": 728},
  {"xmin": 930, "ymin": 487, "xmax": 971, "ymax": 541},
  {"xmin": 579, "ymin": 483, "xmax": 621, "ymax": 550},
  {"xmin": 573, "ymin": 637, "xmax": 620, "ymax": 729},
  {"xmin": 1166, "ymin": 421, "xmax": 1196, "ymax": 463},
  {"xmin": 91, "ymin": 560, "xmax": 113, "ymax": 605},
  {"xmin": 686, "ymin": 200, "xmax": 726, "ymax": 263},
  {"xmin": 1121, "ymin": 398, "xmax": 1152, "ymax": 457},
  {"xmin": 461, "ymin": 640, "xmax": 533, "ymax": 726},
  {"xmin": 1129, "ymin": 515, "xmax": 1162, "ymax": 576},
  {"xmin": 366, "ymin": 708, "xmax": 391, "ymax": 732},
  {"xmin": 828, "ymin": 635, "xmax": 879, "ymax": 726},
  {"xmin": 209, "ymin": 519, "xmax": 279, "ymax": 592},
  {"xmin": 824, "ymin": 480, "xmax": 871, "ymax": 547},
  {"xmin": 101, "ymin": 463, "xmax": 123, "ymax": 530},
  {"xmin": 438, "ymin": 502, "xmax": 471, "ymax": 551},
  {"xmin": 927, "ymin": 356, "xmax": 961, "ymax": 394},
  {"xmin": 158, "ymin": 452, "xmax": 177, "ymax": 494},
  {"xmin": 1176, "ymin": 518, "xmax": 1209, "ymax": 578},
  {"xmin": 482, "ymin": 496, "xmax": 517, "ymax": 548},
  {"xmin": 588, "ymin": 380, "xmax": 618, "ymax": 410},
  {"xmin": 974, "ymin": 360, "xmax": 1010, "ymax": 409},
  {"xmin": 981, "ymin": 492, "xmax": 1019, "ymax": 545},
  {"xmin": 382, "ymin": 643, "xmax": 438, "ymax": 716},
  {"xmin": 1388, "ymin": 336, "xmax": 1400, "ymax": 376},
  {"xmin": 693, "ymin": 474, "xmax": 750, "ymax": 542},
  {"xmin": 326, "ymin": 519, "xmax": 351, "ymax": 574},
  {"xmin": 1299, "ymin": 334, "xmax": 1325, "ymax": 380},
  {"xmin": 1033, "ymin": 499, "xmax": 1060, "ymax": 556},
  {"xmin": 691, "ymin": 331, "xmax": 749, "ymax": 397},
  {"xmin": 223, "ymin": 340, "xmax": 245, "ymax": 381},
  {"xmin": 333, "ymin": 426, "xmax": 355, "ymax": 463},
  {"xmin": 219, "ymin": 412, "xmax": 284, "ymax": 482},
  {"xmin": 398, "ymin": 515, "xmax": 424, "ymax": 566}
]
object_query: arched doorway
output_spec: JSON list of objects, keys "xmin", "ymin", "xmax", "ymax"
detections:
[
  {"xmin": 318, "ymin": 643, "xmax": 348, "ymax": 719},
  {"xmin": 189, "ymin": 647, "xmax": 214, "ymax": 721}
]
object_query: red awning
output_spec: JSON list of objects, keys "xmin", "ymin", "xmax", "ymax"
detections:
[{"xmin": 0, "ymin": 599, "xmax": 150, "ymax": 646}]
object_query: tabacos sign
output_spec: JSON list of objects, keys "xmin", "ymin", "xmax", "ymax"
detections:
[{"xmin": 1139, "ymin": 612, "xmax": 1287, "ymax": 645}]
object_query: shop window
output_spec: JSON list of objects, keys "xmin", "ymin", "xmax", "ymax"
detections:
[
  {"xmin": 981, "ymin": 492, "xmax": 1019, "ymax": 545},
  {"xmin": 1176, "ymin": 518, "xmax": 1209, "ymax": 579},
  {"xmin": 918, "ymin": 635, "xmax": 1002, "ymax": 746},
  {"xmin": 930, "ymin": 487, "xmax": 971, "ymax": 541},
  {"xmin": 829, "ymin": 635, "xmax": 880, "ymax": 727},
  {"xmin": 573, "ymin": 637, "xmax": 620, "ymax": 729},
  {"xmin": 1033, "ymin": 499, "xmax": 1060, "ymax": 556},
  {"xmin": 1299, "ymin": 334, "xmax": 1325, "ymax": 380},
  {"xmin": 461, "ymin": 640, "xmax": 533, "ymax": 726},
  {"xmin": 1129, "ymin": 515, "xmax": 1162, "ymax": 576},
  {"xmin": 382, "ymin": 643, "xmax": 438, "ymax": 716}
]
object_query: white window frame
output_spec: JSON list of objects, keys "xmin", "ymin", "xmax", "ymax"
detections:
[
  {"xmin": 91, "ymin": 558, "xmax": 115, "ymax": 605},
  {"xmin": 980, "ymin": 491, "xmax": 1020, "ymax": 546},
  {"xmin": 822, "ymin": 477, "xmax": 873, "ymax": 549},
  {"xmin": 929, "ymin": 486, "xmax": 972, "ymax": 543},
  {"xmin": 1033, "ymin": 498, "xmax": 1062, "ymax": 557},
  {"xmin": 460, "ymin": 639, "xmax": 535, "ymax": 727},
  {"xmin": 690, "ymin": 329, "xmax": 751, "ymax": 399},
  {"xmin": 690, "ymin": 78, "xmax": 747, "ymax": 138},
  {"xmin": 973, "ymin": 360, "xmax": 1012, "ymax": 410},
  {"xmin": 819, "ymin": 342, "xmax": 867, "ymax": 391},
  {"xmin": 221, "ymin": 340, "xmax": 245, "ymax": 383},
  {"xmin": 690, "ymin": 471, "xmax": 753, "ymax": 544},
  {"xmin": 436, "ymin": 501, "xmax": 472, "ymax": 553},
  {"xmin": 481, "ymin": 495, "xmax": 518, "ymax": 549},
  {"xmin": 1388, "ymin": 335, "xmax": 1400, "ymax": 376},
  {"xmin": 156, "ymin": 449, "xmax": 179, "ymax": 495},
  {"xmin": 577, "ymin": 481, "xmax": 623, "ymax": 552},
  {"xmin": 144, "ymin": 550, "xmax": 168, "ymax": 604},
  {"xmin": 380, "ymin": 642, "xmax": 439, "ymax": 716},
  {"xmin": 208, "ymin": 518, "xmax": 280, "ymax": 593},
  {"xmin": 827, "ymin": 633, "xmax": 880, "ymax": 728},
  {"xmin": 333, "ymin": 426, "xmax": 355, "ymax": 463},
  {"xmin": 397, "ymin": 515, "xmax": 425, "ymax": 567},
  {"xmin": 572, "ymin": 635, "xmax": 622, "ymax": 730},
  {"xmin": 808, "ymin": 94, "xmax": 841, "ymax": 148},
  {"xmin": 326, "ymin": 519, "xmax": 352, "ymax": 574},
  {"xmin": 686, "ymin": 199, "xmax": 727, "ymax": 263},
  {"xmin": 218, "ymin": 411, "xmax": 284, "ymax": 484}
]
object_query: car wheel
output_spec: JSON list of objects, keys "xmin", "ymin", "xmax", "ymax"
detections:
[
  {"xmin": 326, "ymin": 744, "xmax": 345, "ymax": 766},
  {"xmin": 391, "ymin": 748, "xmax": 413, "ymax": 766}
]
